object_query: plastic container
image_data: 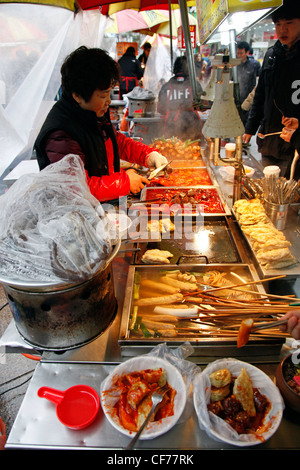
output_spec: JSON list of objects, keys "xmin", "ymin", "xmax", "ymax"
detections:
[{"xmin": 263, "ymin": 165, "xmax": 281, "ymax": 178}]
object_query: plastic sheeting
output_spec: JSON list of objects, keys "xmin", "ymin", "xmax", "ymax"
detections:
[
  {"xmin": 0, "ymin": 3, "xmax": 110, "ymax": 178},
  {"xmin": 0, "ymin": 154, "xmax": 112, "ymax": 284},
  {"xmin": 143, "ymin": 34, "xmax": 179, "ymax": 96}
]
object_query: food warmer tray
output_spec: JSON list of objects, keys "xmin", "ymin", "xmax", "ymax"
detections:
[
  {"xmin": 148, "ymin": 165, "xmax": 217, "ymax": 187},
  {"xmin": 140, "ymin": 186, "xmax": 231, "ymax": 217},
  {"xmin": 232, "ymin": 207, "xmax": 300, "ymax": 279},
  {"xmin": 169, "ymin": 159, "xmax": 206, "ymax": 168},
  {"xmin": 133, "ymin": 218, "xmax": 242, "ymax": 265},
  {"xmin": 118, "ymin": 264, "xmax": 285, "ymax": 357}
]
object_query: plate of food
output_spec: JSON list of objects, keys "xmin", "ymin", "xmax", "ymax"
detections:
[
  {"xmin": 100, "ymin": 356, "xmax": 186, "ymax": 439},
  {"xmin": 193, "ymin": 358, "xmax": 284, "ymax": 446}
]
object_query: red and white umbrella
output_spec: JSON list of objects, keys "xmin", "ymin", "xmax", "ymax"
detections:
[
  {"xmin": 136, "ymin": 8, "xmax": 198, "ymax": 38},
  {"xmin": 105, "ymin": 8, "xmax": 169, "ymax": 34}
]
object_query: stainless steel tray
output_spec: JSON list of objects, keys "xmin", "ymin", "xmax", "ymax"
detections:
[
  {"xmin": 232, "ymin": 205, "xmax": 300, "ymax": 279},
  {"xmin": 118, "ymin": 264, "xmax": 285, "ymax": 357},
  {"xmin": 140, "ymin": 186, "xmax": 231, "ymax": 217},
  {"xmin": 170, "ymin": 159, "xmax": 206, "ymax": 168},
  {"xmin": 133, "ymin": 218, "xmax": 242, "ymax": 265}
]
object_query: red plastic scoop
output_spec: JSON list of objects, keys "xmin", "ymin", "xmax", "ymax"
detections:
[{"xmin": 38, "ymin": 385, "xmax": 100, "ymax": 429}]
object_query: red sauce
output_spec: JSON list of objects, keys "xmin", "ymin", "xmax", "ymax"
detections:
[
  {"xmin": 208, "ymin": 384, "xmax": 271, "ymax": 436},
  {"xmin": 144, "ymin": 188, "xmax": 225, "ymax": 214},
  {"xmin": 109, "ymin": 368, "xmax": 176, "ymax": 432},
  {"xmin": 149, "ymin": 169, "xmax": 212, "ymax": 187}
]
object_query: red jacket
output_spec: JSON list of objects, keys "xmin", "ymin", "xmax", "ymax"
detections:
[{"xmin": 45, "ymin": 129, "xmax": 154, "ymax": 202}]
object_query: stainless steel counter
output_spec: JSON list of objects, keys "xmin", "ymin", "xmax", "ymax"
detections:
[
  {"xmin": 4, "ymin": 150, "xmax": 300, "ymax": 451},
  {"xmin": 5, "ymin": 359, "xmax": 300, "ymax": 450},
  {"xmin": 5, "ymin": 253, "xmax": 300, "ymax": 450}
]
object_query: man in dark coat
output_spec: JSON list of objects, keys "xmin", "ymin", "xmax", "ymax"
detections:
[
  {"xmin": 118, "ymin": 46, "xmax": 143, "ymax": 99},
  {"xmin": 243, "ymin": 1, "xmax": 300, "ymax": 178},
  {"xmin": 236, "ymin": 41, "xmax": 261, "ymax": 125}
]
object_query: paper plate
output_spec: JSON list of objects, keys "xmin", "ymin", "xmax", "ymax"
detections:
[
  {"xmin": 100, "ymin": 356, "xmax": 186, "ymax": 439},
  {"xmin": 193, "ymin": 358, "xmax": 284, "ymax": 447}
]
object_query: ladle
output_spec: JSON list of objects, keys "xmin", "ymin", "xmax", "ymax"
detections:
[
  {"xmin": 257, "ymin": 131, "xmax": 282, "ymax": 139},
  {"xmin": 38, "ymin": 384, "xmax": 100, "ymax": 429}
]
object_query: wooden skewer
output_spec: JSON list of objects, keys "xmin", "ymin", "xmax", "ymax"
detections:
[
  {"xmin": 227, "ymin": 287, "xmax": 296, "ymax": 301},
  {"xmin": 195, "ymin": 275, "xmax": 286, "ymax": 294}
]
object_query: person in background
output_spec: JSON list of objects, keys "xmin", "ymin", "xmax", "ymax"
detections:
[
  {"xmin": 243, "ymin": 0, "xmax": 300, "ymax": 179},
  {"xmin": 280, "ymin": 310, "xmax": 300, "ymax": 340},
  {"xmin": 236, "ymin": 41, "xmax": 261, "ymax": 125},
  {"xmin": 241, "ymin": 85, "xmax": 257, "ymax": 113},
  {"xmin": 194, "ymin": 52, "xmax": 205, "ymax": 80},
  {"xmin": 118, "ymin": 46, "xmax": 143, "ymax": 99},
  {"xmin": 194, "ymin": 52, "xmax": 212, "ymax": 85},
  {"xmin": 248, "ymin": 47, "xmax": 262, "ymax": 76},
  {"xmin": 34, "ymin": 46, "xmax": 167, "ymax": 202},
  {"xmin": 138, "ymin": 42, "xmax": 151, "ymax": 69},
  {"xmin": 157, "ymin": 56, "xmax": 204, "ymax": 141}
]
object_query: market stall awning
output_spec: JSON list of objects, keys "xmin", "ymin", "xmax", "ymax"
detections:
[
  {"xmin": 105, "ymin": 8, "xmax": 169, "ymax": 34},
  {"xmin": 197, "ymin": 0, "xmax": 282, "ymax": 44},
  {"xmin": 137, "ymin": 8, "xmax": 197, "ymax": 38},
  {"xmin": 0, "ymin": 0, "xmax": 75, "ymax": 9},
  {"xmin": 0, "ymin": 0, "xmax": 195, "ymax": 12}
]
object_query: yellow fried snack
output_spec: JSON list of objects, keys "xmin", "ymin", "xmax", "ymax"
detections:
[
  {"xmin": 233, "ymin": 368, "xmax": 256, "ymax": 417},
  {"xmin": 209, "ymin": 368, "xmax": 232, "ymax": 388},
  {"xmin": 210, "ymin": 384, "xmax": 231, "ymax": 402}
]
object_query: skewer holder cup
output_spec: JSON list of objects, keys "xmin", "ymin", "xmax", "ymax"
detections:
[{"xmin": 264, "ymin": 200, "xmax": 289, "ymax": 230}]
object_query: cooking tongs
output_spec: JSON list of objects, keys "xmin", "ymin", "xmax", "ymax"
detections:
[{"xmin": 148, "ymin": 161, "xmax": 172, "ymax": 180}]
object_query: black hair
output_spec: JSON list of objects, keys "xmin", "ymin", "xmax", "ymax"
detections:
[
  {"xmin": 173, "ymin": 56, "xmax": 189, "ymax": 76},
  {"xmin": 271, "ymin": 1, "xmax": 300, "ymax": 23},
  {"xmin": 237, "ymin": 41, "xmax": 250, "ymax": 52},
  {"xmin": 125, "ymin": 46, "xmax": 136, "ymax": 55},
  {"xmin": 142, "ymin": 42, "xmax": 151, "ymax": 50},
  {"xmin": 61, "ymin": 46, "xmax": 120, "ymax": 102}
]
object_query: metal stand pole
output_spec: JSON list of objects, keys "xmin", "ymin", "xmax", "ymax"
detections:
[{"xmin": 178, "ymin": 0, "xmax": 202, "ymax": 108}]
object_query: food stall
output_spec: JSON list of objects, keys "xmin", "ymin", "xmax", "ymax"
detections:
[
  {"xmin": 1, "ymin": 134, "xmax": 299, "ymax": 451},
  {"xmin": 1, "ymin": 0, "xmax": 299, "ymax": 453}
]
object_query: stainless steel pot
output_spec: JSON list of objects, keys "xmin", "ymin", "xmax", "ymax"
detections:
[{"xmin": 1, "ymin": 241, "xmax": 121, "ymax": 351}]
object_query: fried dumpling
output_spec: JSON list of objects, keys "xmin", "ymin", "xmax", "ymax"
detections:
[{"xmin": 233, "ymin": 368, "xmax": 256, "ymax": 417}]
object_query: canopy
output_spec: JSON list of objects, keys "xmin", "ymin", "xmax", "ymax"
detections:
[
  {"xmin": 105, "ymin": 9, "xmax": 169, "ymax": 34},
  {"xmin": 0, "ymin": 0, "xmax": 196, "ymax": 11},
  {"xmin": 196, "ymin": 0, "xmax": 282, "ymax": 43}
]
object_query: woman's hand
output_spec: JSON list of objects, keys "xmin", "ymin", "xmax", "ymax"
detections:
[
  {"xmin": 279, "ymin": 310, "xmax": 300, "ymax": 340},
  {"xmin": 147, "ymin": 151, "xmax": 168, "ymax": 169},
  {"xmin": 126, "ymin": 168, "xmax": 149, "ymax": 194}
]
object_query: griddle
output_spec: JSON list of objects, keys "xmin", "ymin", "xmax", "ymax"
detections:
[{"xmin": 134, "ymin": 219, "xmax": 241, "ymax": 265}]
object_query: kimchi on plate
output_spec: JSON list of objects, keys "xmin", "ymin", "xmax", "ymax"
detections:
[{"xmin": 100, "ymin": 356, "xmax": 186, "ymax": 439}]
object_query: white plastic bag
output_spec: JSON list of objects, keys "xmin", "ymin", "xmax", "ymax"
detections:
[{"xmin": 0, "ymin": 154, "xmax": 112, "ymax": 283}]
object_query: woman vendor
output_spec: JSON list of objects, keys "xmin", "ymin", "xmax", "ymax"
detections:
[{"xmin": 34, "ymin": 46, "xmax": 167, "ymax": 201}]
